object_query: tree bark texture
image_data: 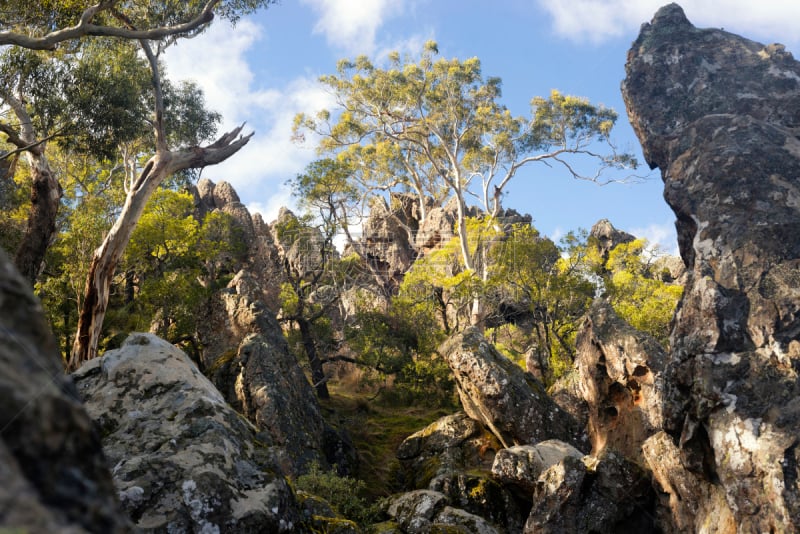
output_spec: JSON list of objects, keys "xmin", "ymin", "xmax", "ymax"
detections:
[
  {"xmin": 68, "ymin": 125, "xmax": 252, "ymax": 371},
  {"xmin": 14, "ymin": 152, "xmax": 62, "ymax": 285}
]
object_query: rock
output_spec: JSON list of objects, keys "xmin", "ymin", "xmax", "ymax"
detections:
[
  {"xmin": 73, "ymin": 333, "xmax": 302, "ymax": 533},
  {"xmin": 548, "ymin": 372, "xmax": 589, "ymax": 433},
  {"xmin": 203, "ymin": 276, "xmax": 353, "ymax": 475},
  {"xmin": 397, "ymin": 412, "xmax": 499, "ymax": 489},
  {"xmin": 0, "ymin": 249, "xmax": 132, "ymax": 533},
  {"xmin": 589, "ymin": 219, "xmax": 636, "ymax": 264},
  {"xmin": 642, "ymin": 432, "xmax": 736, "ymax": 534},
  {"xmin": 361, "ymin": 195, "xmax": 417, "ymax": 292},
  {"xmin": 433, "ymin": 506, "xmax": 500, "ymax": 534},
  {"xmin": 623, "ymin": 4, "xmax": 800, "ymax": 530},
  {"xmin": 428, "ymin": 473, "xmax": 523, "ymax": 532},
  {"xmin": 524, "ymin": 451, "xmax": 655, "ymax": 534},
  {"xmin": 415, "ymin": 196, "xmax": 464, "ymax": 255},
  {"xmin": 396, "ymin": 413, "xmax": 522, "ymax": 531},
  {"xmin": 440, "ymin": 328, "xmax": 589, "ymax": 451},
  {"xmin": 574, "ymin": 300, "xmax": 666, "ymax": 461},
  {"xmin": 385, "ymin": 490, "xmax": 448, "ymax": 532},
  {"xmin": 490, "ymin": 440, "xmax": 584, "ymax": 495}
]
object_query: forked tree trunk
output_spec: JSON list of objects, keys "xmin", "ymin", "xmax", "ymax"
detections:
[
  {"xmin": 68, "ymin": 155, "xmax": 170, "ymax": 370},
  {"xmin": 14, "ymin": 151, "xmax": 62, "ymax": 285},
  {"xmin": 68, "ymin": 124, "xmax": 252, "ymax": 371}
]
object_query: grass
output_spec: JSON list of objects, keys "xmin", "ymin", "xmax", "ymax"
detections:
[{"xmin": 319, "ymin": 382, "xmax": 455, "ymax": 500}]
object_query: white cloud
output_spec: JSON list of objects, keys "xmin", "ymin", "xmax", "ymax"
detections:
[
  {"xmin": 536, "ymin": 0, "xmax": 800, "ymax": 49},
  {"xmin": 301, "ymin": 0, "xmax": 404, "ymax": 55},
  {"xmin": 630, "ymin": 222, "xmax": 679, "ymax": 256},
  {"xmin": 247, "ymin": 187, "xmax": 294, "ymax": 225},
  {"xmin": 163, "ymin": 20, "xmax": 336, "ymax": 216}
]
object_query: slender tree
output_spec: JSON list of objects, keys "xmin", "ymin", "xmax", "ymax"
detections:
[{"xmin": 67, "ymin": 38, "xmax": 252, "ymax": 370}]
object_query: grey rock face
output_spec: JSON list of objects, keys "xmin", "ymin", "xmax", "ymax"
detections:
[
  {"xmin": 524, "ymin": 452, "xmax": 654, "ymax": 534},
  {"xmin": 623, "ymin": 3, "xmax": 800, "ymax": 531},
  {"xmin": 396, "ymin": 412, "xmax": 522, "ymax": 531},
  {"xmin": 575, "ymin": 300, "xmax": 666, "ymax": 462},
  {"xmin": 589, "ymin": 219, "xmax": 636, "ymax": 263},
  {"xmin": 440, "ymin": 328, "xmax": 589, "ymax": 451},
  {"xmin": 202, "ymin": 272, "xmax": 352, "ymax": 475},
  {"xmin": 490, "ymin": 441, "xmax": 584, "ymax": 495},
  {"xmin": 0, "ymin": 249, "xmax": 132, "ymax": 533},
  {"xmin": 73, "ymin": 333, "xmax": 301, "ymax": 533}
]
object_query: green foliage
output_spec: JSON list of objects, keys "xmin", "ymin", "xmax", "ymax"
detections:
[
  {"xmin": 602, "ymin": 239, "xmax": 683, "ymax": 347},
  {"xmin": 295, "ymin": 41, "xmax": 636, "ymax": 280},
  {"xmin": 294, "ymin": 461, "xmax": 380, "ymax": 526},
  {"xmin": 121, "ymin": 188, "xmax": 243, "ymax": 340},
  {"xmin": 345, "ymin": 307, "xmax": 454, "ymax": 406}
]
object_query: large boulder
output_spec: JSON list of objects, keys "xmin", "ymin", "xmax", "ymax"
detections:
[
  {"xmin": 0, "ymin": 250, "xmax": 132, "ymax": 533},
  {"xmin": 523, "ymin": 451, "xmax": 655, "ymax": 534},
  {"xmin": 574, "ymin": 300, "xmax": 666, "ymax": 461},
  {"xmin": 623, "ymin": 3, "xmax": 800, "ymax": 531},
  {"xmin": 589, "ymin": 219, "xmax": 635, "ymax": 264},
  {"xmin": 73, "ymin": 333, "xmax": 303, "ymax": 533},
  {"xmin": 396, "ymin": 413, "xmax": 523, "ymax": 531},
  {"xmin": 440, "ymin": 328, "xmax": 589, "ymax": 451}
]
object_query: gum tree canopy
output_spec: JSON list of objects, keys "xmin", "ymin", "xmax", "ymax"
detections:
[
  {"xmin": 294, "ymin": 41, "xmax": 636, "ymax": 325},
  {"xmin": 1, "ymin": 1, "xmax": 274, "ymax": 285}
]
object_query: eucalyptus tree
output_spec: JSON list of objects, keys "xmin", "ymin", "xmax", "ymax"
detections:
[
  {"xmin": 1, "ymin": 1, "xmax": 275, "ymax": 284},
  {"xmin": 294, "ymin": 41, "xmax": 636, "ymax": 325},
  {"xmin": 67, "ymin": 36, "xmax": 252, "ymax": 370},
  {"xmin": 0, "ymin": 40, "xmax": 150, "ymax": 283}
]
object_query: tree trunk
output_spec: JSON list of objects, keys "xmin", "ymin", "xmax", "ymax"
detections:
[
  {"xmin": 298, "ymin": 317, "xmax": 330, "ymax": 399},
  {"xmin": 67, "ymin": 123, "xmax": 252, "ymax": 371},
  {"xmin": 68, "ymin": 156, "xmax": 169, "ymax": 371},
  {"xmin": 13, "ymin": 149, "xmax": 61, "ymax": 285}
]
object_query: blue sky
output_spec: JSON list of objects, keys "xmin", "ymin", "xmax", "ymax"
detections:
[{"xmin": 164, "ymin": 1, "xmax": 800, "ymax": 254}]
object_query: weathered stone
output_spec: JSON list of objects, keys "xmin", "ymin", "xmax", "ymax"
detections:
[
  {"xmin": 433, "ymin": 506, "xmax": 500, "ymax": 534},
  {"xmin": 589, "ymin": 219, "xmax": 636, "ymax": 264},
  {"xmin": 361, "ymin": 195, "xmax": 417, "ymax": 292},
  {"xmin": 385, "ymin": 490, "xmax": 448, "ymax": 532},
  {"xmin": 524, "ymin": 452, "xmax": 655, "ymax": 534},
  {"xmin": 429, "ymin": 472, "xmax": 523, "ymax": 532},
  {"xmin": 73, "ymin": 333, "xmax": 301, "ymax": 533},
  {"xmin": 490, "ymin": 440, "xmax": 584, "ymax": 495},
  {"xmin": 575, "ymin": 300, "xmax": 666, "ymax": 461},
  {"xmin": 440, "ymin": 328, "xmax": 589, "ymax": 451},
  {"xmin": 205, "ymin": 279, "xmax": 352, "ymax": 475},
  {"xmin": 548, "ymin": 371, "xmax": 589, "ymax": 433},
  {"xmin": 397, "ymin": 412, "xmax": 499, "ymax": 489},
  {"xmin": 623, "ymin": 4, "xmax": 800, "ymax": 531},
  {"xmin": 0, "ymin": 249, "xmax": 132, "ymax": 533},
  {"xmin": 642, "ymin": 431, "xmax": 736, "ymax": 534}
]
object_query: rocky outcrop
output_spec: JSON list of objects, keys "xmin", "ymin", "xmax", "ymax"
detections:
[
  {"xmin": 0, "ymin": 249, "xmax": 132, "ymax": 533},
  {"xmin": 623, "ymin": 4, "xmax": 800, "ymax": 531},
  {"xmin": 524, "ymin": 451, "xmax": 655, "ymax": 533},
  {"xmin": 201, "ymin": 271, "xmax": 353, "ymax": 475},
  {"xmin": 441, "ymin": 328, "xmax": 589, "ymax": 451},
  {"xmin": 490, "ymin": 440, "xmax": 584, "ymax": 496},
  {"xmin": 575, "ymin": 300, "xmax": 666, "ymax": 461},
  {"xmin": 191, "ymin": 178, "xmax": 285, "ymax": 312},
  {"xmin": 73, "ymin": 333, "xmax": 302, "ymax": 533},
  {"xmin": 589, "ymin": 219, "xmax": 635, "ymax": 263},
  {"xmin": 395, "ymin": 412, "xmax": 522, "ymax": 531}
]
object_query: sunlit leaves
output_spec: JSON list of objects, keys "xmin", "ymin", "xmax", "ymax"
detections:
[{"xmin": 602, "ymin": 239, "xmax": 682, "ymax": 347}]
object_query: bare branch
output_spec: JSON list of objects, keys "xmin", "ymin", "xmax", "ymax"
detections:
[{"xmin": 0, "ymin": 0, "xmax": 220, "ymax": 50}]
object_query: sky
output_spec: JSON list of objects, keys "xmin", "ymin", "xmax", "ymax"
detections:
[{"xmin": 163, "ymin": 1, "xmax": 800, "ymax": 255}]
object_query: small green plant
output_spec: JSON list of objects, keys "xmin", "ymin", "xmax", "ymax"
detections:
[{"xmin": 294, "ymin": 461, "xmax": 380, "ymax": 526}]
